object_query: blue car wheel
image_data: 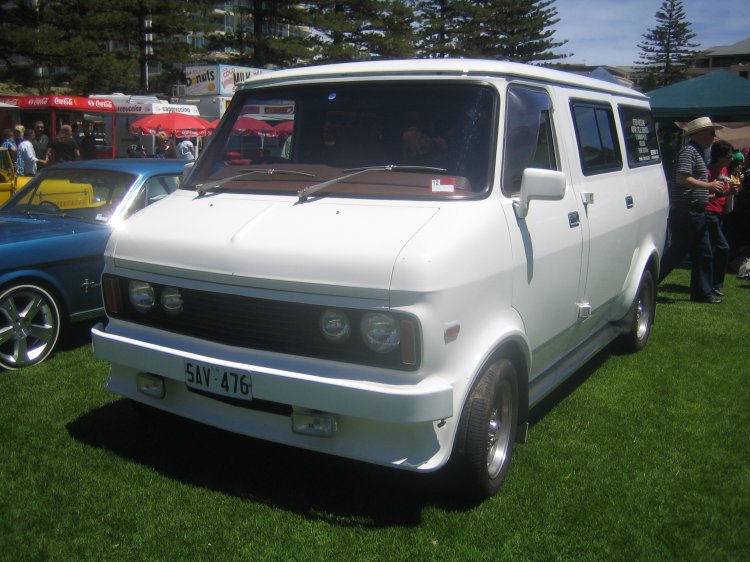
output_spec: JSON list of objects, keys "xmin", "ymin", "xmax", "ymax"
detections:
[{"xmin": 0, "ymin": 284, "xmax": 62, "ymax": 370}]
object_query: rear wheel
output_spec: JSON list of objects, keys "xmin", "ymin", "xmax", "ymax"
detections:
[
  {"xmin": 0, "ymin": 283, "xmax": 62, "ymax": 370},
  {"xmin": 621, "ymin": 269, "xmax": 655, "ymax": 352},
  {"xmin": 451, "ymin": 359, "xmax": 519, "ymax": 499}
]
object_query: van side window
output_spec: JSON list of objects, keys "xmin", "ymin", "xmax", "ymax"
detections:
[
  {"xmin": 502, "ymin": 86, "xmax": 557, "ymax": 194},
  {"xmin": 617, "ymin": 106, "xmax": 661, "ymax": 167},
  {"xmin": 571, "ymin": 102, "xmax": 622, "ymax": 175}
]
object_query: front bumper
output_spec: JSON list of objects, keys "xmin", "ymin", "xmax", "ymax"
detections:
[{"xmin": 91, "ymin": 323, "xmax": 455, "ymax": 471}]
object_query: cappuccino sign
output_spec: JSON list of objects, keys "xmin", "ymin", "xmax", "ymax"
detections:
[{"xmin": 110, "ymin": 101, "xmax": 200, "ymax": 116}]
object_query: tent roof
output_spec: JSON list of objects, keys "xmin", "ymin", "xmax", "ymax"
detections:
[{"xmin": 647, "ymin": 70, "xmax": 750, "ymax": 120}]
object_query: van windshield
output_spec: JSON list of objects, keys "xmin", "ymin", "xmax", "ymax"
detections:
[{"xmin": 188, "ymin": 82, "xmax": 497, "ymax": 199}]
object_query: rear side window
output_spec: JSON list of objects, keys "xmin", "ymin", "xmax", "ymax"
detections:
[
  {"xmin": 571, "ymin": 102, "xmax": 622, "ymax": 175},
  {"xmin": 502, "ymin": 85, "xmax": 557, "ymax": 194},
  {"xmin": 618, "ymin": 106, "xmax": 661, "ymax": 167}
]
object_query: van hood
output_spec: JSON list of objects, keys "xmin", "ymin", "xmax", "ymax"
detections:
[{"xmin": 110, "ymin": 191, "xmax": 439, "ymax": 292}]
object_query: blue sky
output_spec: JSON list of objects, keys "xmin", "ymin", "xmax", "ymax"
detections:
[{"xmin": 549, "ymin": 0, "xmax": 749, "ymax": 66}]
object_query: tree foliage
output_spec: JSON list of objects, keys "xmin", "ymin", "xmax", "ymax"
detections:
[
  {"xmin": 414, "ymin": 0, "xmax": 567, "ymax": 62},
  {"xmin": 302, "ymin": 1, "xmax": 417, "ymax": 62},
  {"xmin": 1, "ymin": 0, "xmax": 568, "ymax": 96},
  {"xmin": 635, "ymin": 0, "xmax": 699, "ymax": 88},
  {"xmin": 204, "ymin": 1, "xmax": 311, "ymax": 68},
  {"xmin": 0, "ymin": 0, "xmax": 214, "ymax": 95}
]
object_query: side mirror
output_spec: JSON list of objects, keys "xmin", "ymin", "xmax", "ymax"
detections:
[{"xmin": 512, "ymin": 168, "xmax": 566, "ymax": 219}]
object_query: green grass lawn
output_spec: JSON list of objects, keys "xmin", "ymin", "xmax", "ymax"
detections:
[{"xmin": 2, "ymin": 268, "xmax": 749, "ymax": 561}]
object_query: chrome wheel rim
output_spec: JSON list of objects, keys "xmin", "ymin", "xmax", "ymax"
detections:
[
  {"xmin": 486, "ymin": 379, "xmax": 514, "ymax": 479},
  {"xmin": 0, "ymin": 289, "xmax": 57, "ymax": 368},
  {"xmin": 635, "ymin": 279, "xmax": 653, "ymax": 341}
]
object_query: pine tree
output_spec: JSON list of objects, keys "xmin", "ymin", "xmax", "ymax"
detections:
[
  {"xmin": 205, "ymin": 1, "xmax": 311, "ymax": 69},
  {"xmin": 368, "ymin": 1, "xmax": 417, "ymax": 59},
  {"xmin": 0, "ymin": 0, "xmax": 215, "ymax": 95},
  {"xmin": 481, "ymin": 0, "xmax": 568, "ymax": 63},
  {"xmin": 303, "ymin": 0, "xmax": 416, "ymax": 63},
  {"xmin": 414, "ymin": 0, "xmax": 567, "ymax": 63},
  {"xmin": 413, "ymin": 0, "xmax": 462, "ymax": 58},
  {"xmin": 636, "ymin": 0, "xmax": 698, "ymax": 88}
]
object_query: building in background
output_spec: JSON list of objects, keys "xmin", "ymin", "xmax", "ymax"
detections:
[
  {"xmin": 183, "ymin": 1, "xmax": 309, "ymax": 62},
  {"xmin": 689, "ymin": 37, "xmax": 750, "ymax": 79}
]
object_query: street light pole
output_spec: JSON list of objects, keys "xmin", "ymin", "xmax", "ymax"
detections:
[{"xmin": 141, "ymin": 13, "xmax": 153, "ymax": 92}]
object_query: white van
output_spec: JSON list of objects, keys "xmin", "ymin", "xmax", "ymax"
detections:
[{"xmin": 92, "ymin": 60, "xmax": 668, "ymax": 499}]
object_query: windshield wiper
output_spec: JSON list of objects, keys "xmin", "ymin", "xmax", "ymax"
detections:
[
  {"xmin": 296, "ymin": 165, "xmax": 447, "ymax": 202},
  {"xmin": 195, "ymin": 168, "xmax": 316, "ymax": 197}
]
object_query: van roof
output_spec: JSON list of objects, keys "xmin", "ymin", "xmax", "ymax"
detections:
[{"xmin": 238, "ymin": 59, "xmax": 647, "ymax": 101}]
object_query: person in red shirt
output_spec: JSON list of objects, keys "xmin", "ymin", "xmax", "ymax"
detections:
[{"xmin": 705, "ymin": 140, "xmax": 737, "ymax": 296}]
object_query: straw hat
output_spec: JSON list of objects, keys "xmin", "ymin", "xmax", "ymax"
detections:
[{"xmin": 682, "ymin": 117, "xmax": 724, "ymax": 136}]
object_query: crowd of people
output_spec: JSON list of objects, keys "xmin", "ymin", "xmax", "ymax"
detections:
[
  {"xmin": 1, "ymin": 120, "xmax": 86, "ymax": 176},
  {"xmin": 659, "ymin": 116, "xmax": 749, "ymax": 303},
  {"xmin": 2, "ymin": 120, "xmax": 197, "ymax": 178},
  {"xmin": 126, "ymin": 132, "xmax": 195, "ymax": 161}
]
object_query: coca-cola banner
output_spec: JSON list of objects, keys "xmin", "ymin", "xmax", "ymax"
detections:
[{"xmin": 0, "ymin": 96, "xmax": 116, "ymax": 112}]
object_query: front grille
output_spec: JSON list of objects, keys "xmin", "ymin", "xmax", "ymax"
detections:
[{"xmin": 107, "ymin": 275, "xmax": 419, "ymax": 370}]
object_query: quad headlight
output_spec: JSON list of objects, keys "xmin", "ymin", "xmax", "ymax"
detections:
[
  {"xmin": 361, "ymin": 312, "xmax": 400, "ymax": 353},
  {"xmin": 107, "ymin": 273, "xmax": 420, "ymax": 368},
  {"xmin": 319, "ymin": 309, "xmax": 351, "ymax": 343},
  {"xmin": 160, "ymin": 286, "xmax": 183, "ymax": 315},
  {"xmin": 128, "ymin": 281, "xmax": 155, "ymax": 313}
]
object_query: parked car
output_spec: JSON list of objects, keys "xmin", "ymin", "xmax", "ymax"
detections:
[
  {"xmin": 92, "ymin": 60, "xmax": 669, "ymax": 499},
  {"xmin": 0, "ymin": 159, "xmax": 185, "ymax": 370},
  {"xmin": 0, "ymin": 145, "xmax": 32, "ymax": 205}
]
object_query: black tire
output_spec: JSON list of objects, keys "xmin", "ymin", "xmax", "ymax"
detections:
[
  {"xmin": 620, "ymin": 269, "xmax": 656, "ymax": 353},
  {"xmin": 451, "ymin": 359, "xmax": 519, "ymax": 499},
  {"xmin": 0, "ymin": 283, "xmax": 62, "ymax": 370}
]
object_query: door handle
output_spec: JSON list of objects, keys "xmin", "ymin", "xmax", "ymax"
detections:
[
  {"xmin": 625, "ymin": 195, "xmax": 634, "ymax": 209},
  {"xmin": 568, "ymin": 211, "xmax": 580, "ymax": 228}
]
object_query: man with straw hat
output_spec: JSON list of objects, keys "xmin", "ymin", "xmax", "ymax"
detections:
[{"xmin": 660, "ymin": 117, "xmax": 727, "ymax": 303}]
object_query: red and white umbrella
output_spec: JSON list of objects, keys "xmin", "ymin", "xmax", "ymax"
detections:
[
  {"xmin": 232, "ymin": 116, "xmax": 278, "ymax": 137},
  {"xmin": 130, "ymin": 113, "xmax": 214, "ymax": 138},
  {"xmin": 274, "ymin": 120, "xmax": 294, "ymax": 135}
]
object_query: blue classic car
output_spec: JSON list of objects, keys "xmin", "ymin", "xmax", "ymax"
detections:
[{"xmin": 0, "ymin": 159, "xmax": 187, "ymax": 370}]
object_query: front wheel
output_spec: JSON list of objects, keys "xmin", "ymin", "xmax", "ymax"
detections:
[
  {"xmin": 451, "ymin": 359, "xmax": 519, "ymax": 499},
  {"xmin": 620, "ymin": 269, "xmax": 656, "ymax": 353},
  {"xmin": 0, "ymin": 284, "xmax": 62, "ymax": 370}
]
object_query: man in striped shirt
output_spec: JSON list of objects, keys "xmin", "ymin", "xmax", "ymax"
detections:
[{"xmin": 660, "ymin": 117, "xmax": 727, "ymax": 303}]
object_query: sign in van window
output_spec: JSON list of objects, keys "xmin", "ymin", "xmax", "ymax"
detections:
[
  {"xmin": 620, "ymin": 105, "xmax": 661, "ymax": 168},
  {"xmin": 618, "ymin": 106, "xmax": 661, "ymax": 167}
]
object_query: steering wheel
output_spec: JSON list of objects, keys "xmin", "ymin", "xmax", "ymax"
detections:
[{"xmin": 38, "ymin": 200, "xmax": 61, "ymax": 212}]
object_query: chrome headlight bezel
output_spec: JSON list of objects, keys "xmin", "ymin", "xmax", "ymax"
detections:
[
  {"xmin": 160, "ymin": 286, "xmax": 184, "ymax": 315},
  {"xmin": 127, "ymin": 280, "xmax": 155, "ymax": 313},
  {"xmin": 360, "ymin": 312, "xmax": 400, "ymax": 354},
  {"xmin": 319, "ymin": 308, "xmax": 351, "ymax": 343}
]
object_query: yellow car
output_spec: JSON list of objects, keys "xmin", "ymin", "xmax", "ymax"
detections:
[{"xmin": 0, "ymin": 146, "xmax": 31, "ymax": 205}]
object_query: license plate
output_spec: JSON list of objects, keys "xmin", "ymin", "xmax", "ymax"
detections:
[{"xmin": 184, "ymin": 360, "xmax": 253, "ymax": 401}]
